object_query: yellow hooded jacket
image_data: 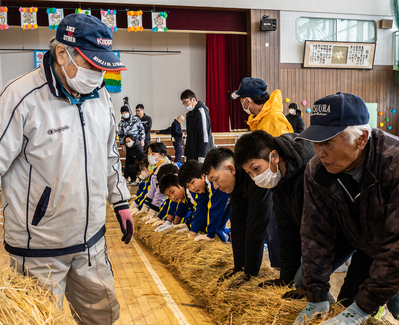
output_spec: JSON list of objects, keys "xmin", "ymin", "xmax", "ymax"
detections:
[{"xmin": 247, "ymin": 89, "xmax": 293, "ymax": 136}]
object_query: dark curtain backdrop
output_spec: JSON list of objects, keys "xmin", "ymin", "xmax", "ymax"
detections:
[{"xmin": 206, "ymin": 34, "xmax": 248, "ymax": 132}]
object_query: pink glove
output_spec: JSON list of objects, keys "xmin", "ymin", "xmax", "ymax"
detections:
[{"xmin": 114, "ymin": 206, "xmax": 134, "ymax": 244}]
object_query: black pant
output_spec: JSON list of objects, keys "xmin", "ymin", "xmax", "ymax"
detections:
[
  {"xmin": 173, "ymin": 141, "xmax": 183, "ymax": 163},
  {"xmin": 338, "ymin": 249, "xmax": 399, "ymax": 318},
  {"xmin": 124, "ymin": 142, "xmax": 143, "ymax": 180},
  {"xmin": 230, "ymin": 192, "xmax": 277, "ymax": 276}
]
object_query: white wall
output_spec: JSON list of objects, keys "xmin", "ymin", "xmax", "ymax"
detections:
[
  {"xmin": 53, "ymin": 0, "xmax": 391, "ymax": 16},
  {"xmin": 0, "ymin": 27, "xmax": 206, "ymax": 131},
  {"xmin": 280, "ymin": 11, "xmax": 396, "ymax": 65}
]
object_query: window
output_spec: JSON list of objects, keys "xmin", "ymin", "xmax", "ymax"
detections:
[{"xmin": 297, "ymin": 17, "xmax": 376, "ymax": 43}]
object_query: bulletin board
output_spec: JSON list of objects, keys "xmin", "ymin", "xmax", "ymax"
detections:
[{"xmin": 303, "ymin": 40, "xmax": 376, "ymax": 69}]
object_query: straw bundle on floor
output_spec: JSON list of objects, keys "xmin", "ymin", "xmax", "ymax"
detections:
[
  {"xmin": 133, "ymin": 214, "xmax": 393, "ymax": 325},
  {"xmin": 0, "ymin": 264, "xmax": 77, "ymax": 325}
]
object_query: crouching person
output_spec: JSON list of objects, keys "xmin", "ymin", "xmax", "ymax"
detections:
[{"xmin": 294, "ymin": 92, "xmax": 399, "ymax": 324}]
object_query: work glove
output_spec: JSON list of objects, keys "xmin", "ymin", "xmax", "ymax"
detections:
[
  {"xmin": 293, "ymin": 301, "xmax": 330, "ymax": 325},
  {"xmin": 319, "ymin": 302, "xmax": 369, "ymax": 325},
  {"xmin": 114, "ymin": 205, "xmax": 134, "ymax": 244},
  {"xmin": 282, "ymin": 287, "xmax": 307, "ymax": 299},
  {"xmin": 129, "ymin": 201, "xmax": 137, "ymax": 210},
  {"xmin": 130, "ymin": 207, "xmax": 140, "ymax": 216},
  {"xmin": 217, "ymin": 267, "xmax": 243, "ymax": 284},
  {"xmin": 173, "ymin": 223, "xmax": 188, "ymax": 229},
  {"xmin": 144, "ymin": 210, "xmax": 159, "ymax": 224},
  {"xmin": 194, "ymin": 234, "xmax": 214, "ymax": 241},
  {"xmin": 187, "ymin": 232, "xmax": 198, "ymax": 239},
  {"xmin": 137, "ymin": 204, "xmax": 150, "ymax": 216},
  {"xmin": 152, "ymin": 220, "xmax": 165, "ymax": 227},
  {"xmin": 154, "ymin": 220, "xmax": 173, "ymax": 232},
  {"xmin": 228, "ymin": 273, "xmax": 252, "ymax": 289},
  {"xmin": 258, "ymin": 278, "xmax": 292, "ymax": 288},
  {"xmin": 198, "ymin": 157, "xmax": 205, "ymax": 163},
  {"xmin": 176, "ymin": 226, "xmax": 189, "ymax": 234},
  {"xmin": 142, "ymin": 209, "xmax": 157, "ymax": 222}
]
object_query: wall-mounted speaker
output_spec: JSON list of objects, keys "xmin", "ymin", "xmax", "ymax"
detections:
[
  {"xmin": 261, "ymin": 15, "xmax": 277, "ymax": 31},
  {"xmin": 379, "ymin": 19, "xmax": 393, "ymax": 29}
]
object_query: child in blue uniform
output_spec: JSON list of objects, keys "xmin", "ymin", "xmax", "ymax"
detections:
[
  {"xmin": 158, "ymin": 173, "xmax": 208, "ymax": 238},
  {"xmin": 178, "ymin": 160, "xmax": 230, "ymax": 242}
]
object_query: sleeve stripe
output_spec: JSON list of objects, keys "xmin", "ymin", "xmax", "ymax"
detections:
[{"xmin": 198, "ymin": 107, "xmax": 208, "ymax": 143}]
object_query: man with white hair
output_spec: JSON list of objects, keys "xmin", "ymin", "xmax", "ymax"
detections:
[
  {"xmin": 0, "ymin": 13, "xmax": 133, "ymax": 325},
  {"xmin": 293, "ymin": 92, "xmax": 399, "ymax": 324}
]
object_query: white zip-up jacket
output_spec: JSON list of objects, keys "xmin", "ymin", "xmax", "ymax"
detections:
[{"xmin": 0, "ymin": 51, "xmax": 130, "ymax": 257}]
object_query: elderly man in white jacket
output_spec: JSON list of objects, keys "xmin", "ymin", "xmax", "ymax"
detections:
[{"xmin": 0, "ymin": 14, "xmax": 133, "ymax": 325}]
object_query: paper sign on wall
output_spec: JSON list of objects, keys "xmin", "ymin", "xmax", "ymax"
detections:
[
  {"xmin": 0, "ymin": 7, "xmax": 9, "ymax": 30},
  {"xmin": 152, "ymin": 12, "xmax": 168, "ymax": 32},
  {"xmin": 19, "ymin": 7, "xmax": 38, "ymax": 30},
  {"xmin": 34, "ymin": 50, "xmax": 47, "ymax": 68},
  {"xmin": 101, "ymin": 9, "xmax": 117, "ymax": 32},
  {"xmin": 127, "ymin": 11, "xmax": 143, "ymax": 32},
  {"xmin": 47, "ymin": 8, "xmax": 64, "ymax": 30}
]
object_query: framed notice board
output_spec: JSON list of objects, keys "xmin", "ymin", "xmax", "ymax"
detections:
[{"xmin": 303, "ymin": 41, "xmax": 376, "ymax": 69}]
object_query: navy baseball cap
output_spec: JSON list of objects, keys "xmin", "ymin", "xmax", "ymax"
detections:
[
  {"xmin": 56, "ymin": 14, "xmax": 126, "ymax": 71},
  {"xmin": 296, "ymin": 92, "xmax": 370, "ymax": 142},
  {"xmin": 231, "ymin": 77, "xmax": 267, "ymax": 100}
]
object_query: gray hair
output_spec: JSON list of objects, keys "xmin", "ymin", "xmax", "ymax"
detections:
[
  {"xmin": 177, "ymin": 115, "xmax": 185, "ymax": 120},
  {"xmin": 49, "ymin": 36, "xmax": 79, "ymax": 66},
  {"xmin": 342, "ymin": 124, "xmax": 372, "ymax": 146}
]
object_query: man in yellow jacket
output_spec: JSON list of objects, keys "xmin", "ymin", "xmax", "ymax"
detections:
[{"xmin": 232, "ymin": 77, "xmax": 293, "ymax": 136}]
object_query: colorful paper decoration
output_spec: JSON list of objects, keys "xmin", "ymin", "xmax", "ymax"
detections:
[
  {"xmin": 103, "ymin": 52, "xmax": 122, "ymax": 93},
  {"xmin": 75, "ymin": 8, "xmax": 91, "ymax": 15},
  {"xmin": 19, "ymin": 7, "xmax": 38, "ymax": 30},
  {"xmin": 152, "ymin": 12, "xmax": 168, "ymax": 32},
  {"xmin": 127, "ymin": 10, "xmax": 143, "ymax": 32},
  {"xmin": 47, "ymin": 8, "xmax": 63, "ymax": 30},
  {"xmin": 101, "ymin": 9, "xmax": 117, "ymax": 32},
  {"xmin": 285, "ymin": 98, "xmax": 290, "ymax": 103},
  {"xmin": 388, "ymin": 126, "xmax": 392, "ymax": 130},
  {"xmin": 378, "ymin": 111, "xmax": 383, "ymax": 116},
  {"xmin": 392, "ymin": 109, "xmax": 397, "ymax": 114},
  {"xmin": 104, "ymin": 71, "xmax": 122, "ymax": 93},
  {"xmin": 386, "ymin": 117, "xmax": 389, "ymax": 122},
  {"xmin": 379, "ymin": 123, "xmax": 384, "ymax": 127},
  {"xmin": 0, "ymin": 7, "xmax": 9, "ymax": 30},
  {"xmin": 302, "ymin": 100, "xmax": 307, "ymax": 105},
  {"xmin": 306, "ymin": 108, "xmax": 311, "ymax": 113}
]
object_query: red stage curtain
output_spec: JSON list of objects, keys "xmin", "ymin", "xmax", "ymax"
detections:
[{"xmin": 206, "ymin": 34, "xmax": 248, "ymax": 132}]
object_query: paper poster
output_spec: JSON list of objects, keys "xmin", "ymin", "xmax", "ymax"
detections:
[
  {"xmin": 0, "ymin": 7, "xmax": 9, "ymax": 30},
  {"xmin": 47, "ymin": 8, "xmax": 64, "ymax": 30},
  {"xmin": 101, "ymin": 9, "xmax": 117, "ymax": 32},
  {"xmin": 34, "ymin": 50, "xmax": 47, "ymax": 68},
  {"xmin": 19, "ymin": 7, "xmax": 38, "ymax": 30},
  {"xmin": 127, "ymin": 10, "xmax": 143, "ymax": 32},
  {"xmin": 152, "ymin": 12, "xmax": 168, "ymax": 32}
]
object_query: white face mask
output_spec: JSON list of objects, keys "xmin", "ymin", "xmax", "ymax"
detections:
[
  {"xmin": 186, "ymin": 105, "xmax": 194, "ymax": 112},
  {"xmin": 62, "ymin": 49, "xmax": 105, "ymax": 94},
  {"xmin": 241, "ymin": 98, "xmax": 251, "ymax": 115},
  {"xmin": 148, "ymin": 154, "xmax": 160, "ymax": 165},
  {"xmin": 289, "ymin": 109, "xmax": 296, "ymax": 115},
  {"xmin": 252, "ymin": 153, "xmax": 281, "ymax": 188},
  {"xmin": 122, "ymin": 113, "xmax": 130, "ymax": 119},
  {"xmin": 126, "ymin": 141, "xmax": 133, "ymax": 148}
]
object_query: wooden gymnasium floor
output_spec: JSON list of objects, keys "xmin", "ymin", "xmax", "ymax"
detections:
[{"xmin": 0, "ymin": 196, "xmax": 398, "ymax": 324}]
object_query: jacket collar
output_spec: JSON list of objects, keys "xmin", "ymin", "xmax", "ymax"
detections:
[{"xmin": 42, "ymin": 50, "xmax": 101, "ymax": 105}]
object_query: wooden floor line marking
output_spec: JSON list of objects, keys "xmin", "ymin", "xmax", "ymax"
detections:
[{"xmin": 130, "ymin": 237, "xmax": 192, "ymax": 325}]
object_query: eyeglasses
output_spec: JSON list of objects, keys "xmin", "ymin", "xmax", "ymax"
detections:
[{"xmin": 182, "ymin": 99, "xmax": 191, "ymax": 105}]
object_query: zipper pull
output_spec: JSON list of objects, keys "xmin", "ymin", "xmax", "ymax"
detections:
[{"xmin": 78, "ymin": 106, "xmax": 85, "ymax": 126}]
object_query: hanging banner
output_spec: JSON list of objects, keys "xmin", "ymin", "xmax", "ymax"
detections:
[
  {"xmin": 19, "ymin": 7, "xmax": 38, "ymax": 30},
  {"xmin": 0, "ymin": 7, "xmax": 9, "ymax": 30},
  {"xmin": 101, "ymin": 9, "xmax": 117, "ymax": 32},
  {"xmin": 127, "ymin": 10, "xmax": 143, "ymax": 32},
  {"xmin": 151, "ymin": 12, "xmax": 168, "ymax": 32},
  {"xmin": 47, "ymin": 8, "xmax": 64, "ymax": 30},
  {"xmin": 34, "ymin": 50, "xmax": 47, "ymax": 68}
]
